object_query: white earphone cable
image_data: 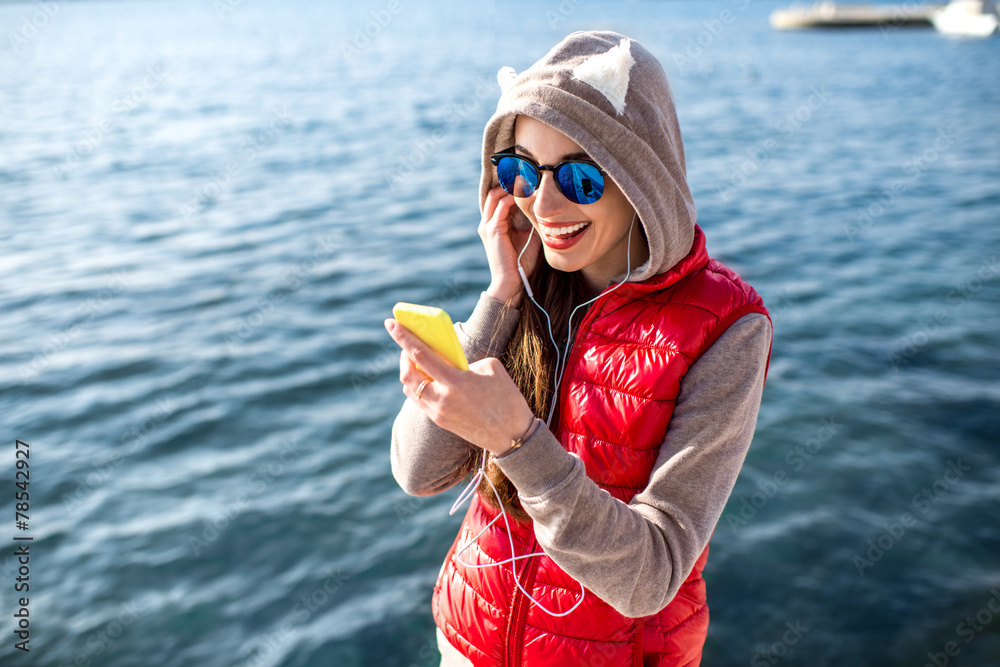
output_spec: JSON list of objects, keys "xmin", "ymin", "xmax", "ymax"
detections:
[{"xmin": 447, "ymin": 211, "xmax": 637, "ymax": 617}]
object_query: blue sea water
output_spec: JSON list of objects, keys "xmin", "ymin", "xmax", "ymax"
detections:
[{"xmin": 1, "ymin": 0, "xmax": 998, "ymax": 665}]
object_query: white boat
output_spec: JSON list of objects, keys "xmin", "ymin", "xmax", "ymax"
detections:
[
  {"xmin": 770, "ymin": 2, "xmax": 941, "ymax": 30},
  {"xmin": 931, "ymin": 0, "xmax": 999, "ymax": 37}
]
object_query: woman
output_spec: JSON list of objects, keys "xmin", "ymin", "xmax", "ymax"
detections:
[{"xmin": 385, "ymin": 31, "xmax": 773, "ymax": 667}]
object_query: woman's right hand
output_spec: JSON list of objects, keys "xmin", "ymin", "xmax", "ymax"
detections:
[{"xmin": 479, "ymin": 186, "xmax": 542, "ymax": 308}]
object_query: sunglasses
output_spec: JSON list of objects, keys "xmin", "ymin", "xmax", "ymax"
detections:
[{"xmin": 490, "ymin": 147, "xmax": 606, "ymax": 205}]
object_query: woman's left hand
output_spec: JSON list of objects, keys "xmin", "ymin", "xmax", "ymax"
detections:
[{"xmin": 384, "ymin": 318, "xmax": 536, "ymax": 457}]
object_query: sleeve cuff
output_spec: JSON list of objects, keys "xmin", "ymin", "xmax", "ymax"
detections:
[{"xmin": 492, "ymin": 419, "xmax": 580, "ymax": 501}]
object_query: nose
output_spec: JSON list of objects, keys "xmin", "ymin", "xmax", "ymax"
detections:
[{"xmin": 532, "ymin": 170, "xmax": 568, "ymax": 219}]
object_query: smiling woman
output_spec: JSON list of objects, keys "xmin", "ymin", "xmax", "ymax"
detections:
[
  {"xmin": 386, "ymin": 30, "xmax": 774, "ymax": 667},
  {"xmin": 502, "ymin": 115, "xmax": 649, "ymax": 299}
]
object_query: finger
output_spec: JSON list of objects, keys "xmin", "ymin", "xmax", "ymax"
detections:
[
  {"xmin": 482, "ymin": 188, "xmax": 501, "ymax": 219},
  {"xmin": 486, "ymin": 185, "xmax": 507, "ymax": 205},
  {"xmin": 493, "ymin": 193, "xmax": 515, "ymax": 220},
  {"xmin": 399, "ymin": 348, "xmax": 431, "ymax": 387},
  {"xmin": 482, "ymin": 186, "xmax": 508, "ymax": 223},
  {"xmin": 485, "ymin": 194, "xmax": 515, "ymax": 234},
  {"xmin": 384, "ymin": 318, "xmax": 456, "ymax": 383},
  {"xmin": 402, "ymin": 374, "xmax": 438, "ymax": 404},
  {"xmin": 399, "ymin": 349, "xmax": 417, "ymax": 383}
]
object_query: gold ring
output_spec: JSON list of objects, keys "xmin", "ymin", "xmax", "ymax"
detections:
[{"xmin": 415, "ymin": 377, "xmax": 433, "ymax": 400}]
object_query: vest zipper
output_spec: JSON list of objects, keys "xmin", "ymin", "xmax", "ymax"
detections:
[{"xmin": 505, "ymin": 534, "xmax": 540, "ymax": 667}]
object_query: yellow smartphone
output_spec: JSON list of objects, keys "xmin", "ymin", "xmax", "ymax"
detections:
[{"xmin": 392, "ymin": 302, "xmax": 470, "ymax": 372}]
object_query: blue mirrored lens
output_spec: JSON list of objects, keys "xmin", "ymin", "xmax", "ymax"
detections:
[
  {"xmin": 496, "ymin": 157, "xmax": 538, "ymax": 198},
  {"xmin": 557, "ymin": 162, "xmax": 604, "ymax": 205}
]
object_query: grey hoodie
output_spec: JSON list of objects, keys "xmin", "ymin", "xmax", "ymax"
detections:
[{"xmin": 388, "ymin": 30, "xmax": 773, "ymax": 665}]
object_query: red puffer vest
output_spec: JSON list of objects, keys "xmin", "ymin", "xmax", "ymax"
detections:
[{"xmin": 433, "ymin": 224, "xmax": 772, "ymax": 666}]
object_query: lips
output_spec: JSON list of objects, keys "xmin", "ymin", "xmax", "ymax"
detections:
[{"xmin": 539, "ymin": 221, "xmax": 591, "ymax": 249}]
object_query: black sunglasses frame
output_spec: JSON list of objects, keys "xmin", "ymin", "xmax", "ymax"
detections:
[{"xmin": 490, "ymin": 146, "xmax": 608, "ymax": 205}]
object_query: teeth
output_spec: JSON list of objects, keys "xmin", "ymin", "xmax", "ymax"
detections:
[{"xmin": 543, "ymin": 222, "xmax": 590, "ymax": 238}]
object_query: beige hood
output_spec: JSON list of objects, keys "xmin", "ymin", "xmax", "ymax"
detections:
[{"xmin": 478, "ymin": 30, "xmax": 697, "ymax": 288}]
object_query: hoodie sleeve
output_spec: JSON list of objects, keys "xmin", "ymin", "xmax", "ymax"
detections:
[
  {"xmin": 491, "ymin": 311, "xmax": 772, "ymax": 618},
  {"xmin": 390, "ymin": 291, "xmax": 522, "ymax": 496}
]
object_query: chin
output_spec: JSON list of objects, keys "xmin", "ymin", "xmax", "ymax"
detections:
[{"xmin": 543, "ymin": 250, "xmax": 586, "ymax": 273}]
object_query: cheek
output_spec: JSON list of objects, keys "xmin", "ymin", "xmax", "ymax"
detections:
[
  {"xmin": 603, "ymin": 194, "xmax": 635, "ymax": 234},
  {"xmin": 602, "ymin": 180, "xmax": 631, "ymax": 213},
  {"xmin": 608, "ymin": 192, "xmax": 633, "ymax": 221}
]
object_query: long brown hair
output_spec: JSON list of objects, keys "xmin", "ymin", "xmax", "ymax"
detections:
[{"xmin": 468, "ymin": 260, "xmax": 595, "ymax": 523}]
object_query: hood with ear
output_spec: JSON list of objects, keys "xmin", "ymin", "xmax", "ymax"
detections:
[{"xmin": 478, "ymin": 30, "xmax": 697, "ymax": 288}]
